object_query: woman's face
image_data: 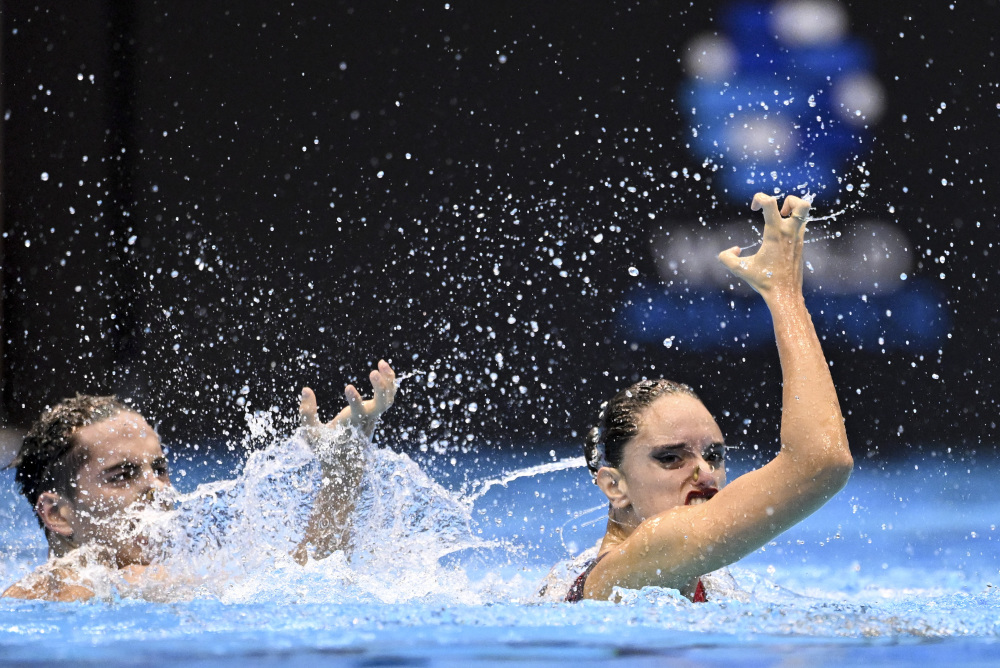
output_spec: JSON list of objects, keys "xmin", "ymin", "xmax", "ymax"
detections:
[{"xmin": 615, "ymin": 394, "xmax": 727, "ymax": 524}]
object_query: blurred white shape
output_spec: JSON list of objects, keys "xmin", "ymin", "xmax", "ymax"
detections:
[
  {"xmin": 773, "ymin": 0, "xmax": 848, "ymax": 47},
  {"xmin": 683, "ymin": 33, "xmax": 737, "ymax": 80},
  {"xmin": 834, "ymin": 72, "xmax": 887, "ymax": 125},
  {"xmin": 725, "ymin": 116, "xmax": 799, "ymax": 161},
  {"xmin": 801, "ymin": 220, "xmax": 911, "ymax": 293},
  {"xmin": 651, "ymin": 219, "xmax": 912, "ymax": 295}
]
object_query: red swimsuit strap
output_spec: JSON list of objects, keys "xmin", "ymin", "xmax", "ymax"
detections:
[
  {"xmin": 693, "ymin": 578, "xmax": 707, "ymax": 603},
  {"xmin": 566, "ymin": 555, "xmax": 708, "ymax": 603}
]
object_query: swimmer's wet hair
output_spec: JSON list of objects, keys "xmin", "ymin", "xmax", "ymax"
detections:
[
  {"xmin": 11, "ymin": 395, "xmax": 130, "ymax": 520},
  {"xmin": 585, "ymin": 379, "xmax": 700, "ymax": 479}
]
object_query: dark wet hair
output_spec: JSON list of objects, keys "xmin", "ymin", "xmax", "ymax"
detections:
[
  {"xmin": 11, "ymin": 395, "xmax": 130, "ymax": 520},
  {"xmin": 584, "ymin": 379, "xmax": 700, "ymax": 479}
]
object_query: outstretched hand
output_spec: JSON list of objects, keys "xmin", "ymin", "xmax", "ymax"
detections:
[
  {"xmin": 718, "ymin": 193, "xmax": 811, "ymax": 302},
  {"xmin": 299, "ymin": 360, "xmax": 397, "ymax": 441}
]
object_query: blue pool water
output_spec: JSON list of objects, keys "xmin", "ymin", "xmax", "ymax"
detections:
[{"xmin": 1, "ymin": 443, "xmax": 998, "ymax": 667}]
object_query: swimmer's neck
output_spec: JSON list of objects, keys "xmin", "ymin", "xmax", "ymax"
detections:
[
  {"xmin": 49, "ymin": 541, "xmax": 149, "ymax": 572},
  {"xmin": 596, "ymin": 515, "xmax": 705, "ymax": 601},
  {"xmin": 598, "ymin": 516, "xmax": 633, "ymax": 554}
]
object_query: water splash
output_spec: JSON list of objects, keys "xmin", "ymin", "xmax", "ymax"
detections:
[
  {"xmin": 804, "ymin": 209, "xmax": 847, "ymax": 223},
  {"xmin": 461, "ymin": 456, "xmax": 586, "ymax": 504}
]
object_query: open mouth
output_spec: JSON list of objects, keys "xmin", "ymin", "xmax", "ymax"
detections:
[{"xmin": 685, "ymin": 489, "xmax": 718, "ymax": 506}]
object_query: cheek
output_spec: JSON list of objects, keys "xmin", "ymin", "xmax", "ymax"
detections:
[{"xmin": 84, "ymin": 489, "xmax": 136, "ymax": 517}]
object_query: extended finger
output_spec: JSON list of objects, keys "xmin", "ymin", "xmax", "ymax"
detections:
[
  {"xmin": 751, "ymin": 193, "xmax": 782, "ymax": 227},
  {"xmin": 344, "ymin": 384, "xmax": 365, "ymax": 419},
  {"xmin": 299, "ymin": 387, "xmax": 321, "ymax": 427},
  {"xmin": 379, "ymin": 360, "xmax": 396, "ymax": 389},
  {"xmin": 377, "ymin": 360, "xmax": 397, "ymax": 402},
  {"xmin": 370, "ymin": 370, "xmax": 393, "ymax": 414}
]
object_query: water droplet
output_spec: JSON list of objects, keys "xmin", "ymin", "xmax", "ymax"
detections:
[{"xmin": 628, "ymin": 267, "xmax": 639, "ymax": 277}]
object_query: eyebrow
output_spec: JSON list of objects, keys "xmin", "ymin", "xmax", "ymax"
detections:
[
  {"xmin": 649, "ymin": 443, "xmax": 688, "ymax": 453},
  {"xmin": 649, "ymin": 441, "xmax": 727, "ymax": 454}
]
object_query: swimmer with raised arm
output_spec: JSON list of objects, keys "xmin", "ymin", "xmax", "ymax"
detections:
[
  {"xmin": 2, "ymin": 360, "xmax": 396, "ymax": 602},
  {"xmin": 566, "ymin": 194, "xmax": 852, "ymax": 602}
]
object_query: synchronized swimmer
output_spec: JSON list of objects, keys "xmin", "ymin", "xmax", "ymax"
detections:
[
  {"xmin": 3, "ymin": 193, "xmax": 851, "ymax": 603},
  {"xmin": 3, "ymin": 362, "xmax": 397, "ymax": 601},
  {"xmin": 562, "ymin": 193, "xmax": 852, "ymax": 601}
]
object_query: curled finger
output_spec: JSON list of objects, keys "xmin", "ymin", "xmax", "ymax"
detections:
[
  {"xmin": 717, "ymin": 246, "xmax": 746, "ymax": 276},
  {"xmin": 780, "ymin": 195, "xmax": 811, "ymax": 221},
  {"xmin": 751, "ymin": 193, "xmax": 782, "ymax": 227}
]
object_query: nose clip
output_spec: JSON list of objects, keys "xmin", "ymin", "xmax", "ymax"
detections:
[{"xmin": 693, "ymin": 466, "xmax": 700, "ymax": 483}]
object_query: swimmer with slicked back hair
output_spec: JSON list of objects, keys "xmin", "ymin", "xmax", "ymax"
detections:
[
  {"xmin": 2, "ymin": 361, "xmax": 396, "ymax": 602},
  {"xmin": 563, "ymin": 194, "xmax": 853, "ymax": 602}
]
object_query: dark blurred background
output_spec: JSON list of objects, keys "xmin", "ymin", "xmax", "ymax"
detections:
[{"xmin": 1, "ymin": 0, "xmax": 997, "ymax": 463}]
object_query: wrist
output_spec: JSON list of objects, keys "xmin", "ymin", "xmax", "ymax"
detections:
[{"xmin": 762, "ymin": 287, "xmax": 806, "ymax": 312}]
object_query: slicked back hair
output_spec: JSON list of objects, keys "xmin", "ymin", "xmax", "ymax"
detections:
[
  {"xmin": 12, "ymin": 395, "xmax": 130, "ymax": 523},
  {"xmin": 585, "ymin": 379, "xmax": 700, "ymax": 478}
]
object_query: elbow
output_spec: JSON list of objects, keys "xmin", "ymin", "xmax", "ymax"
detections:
[{"xmin": 818, "ymin": 442, "xmax": 853, "ymax": 490}]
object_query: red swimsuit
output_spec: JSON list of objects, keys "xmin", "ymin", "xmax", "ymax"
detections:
[{"xmin": 564, "ymin": 554, "xmax": 707, "ymax": 603}]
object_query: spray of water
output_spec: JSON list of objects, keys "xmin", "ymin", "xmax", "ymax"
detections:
[{"xmin": 462, "ymin": 456, "xmax": 585, "ymax": 504}]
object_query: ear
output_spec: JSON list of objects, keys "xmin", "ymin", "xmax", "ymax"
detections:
[
  {"xmin": 35, "ymin": 492, "xmax": 75, "ymax": 538},
  {"xmin": 595, "ymin": 467, "xmax": 631, "ymax": 510}
]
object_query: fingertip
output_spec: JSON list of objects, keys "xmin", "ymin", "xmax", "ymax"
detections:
[
  {"xmin": 300, "ymin": 388, "xmax": 316, "ymax": 411},
  {"xmin": 382, "ymin": 361, "xmax": 396, "ymax": 382},
  {"xmin": 717, "ymin": 245, "xmax": 739, "ymax": 259}
]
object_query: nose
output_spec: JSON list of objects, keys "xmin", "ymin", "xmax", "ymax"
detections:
[
  {"xmin": 139, "ymin": 465, "xmax": 170, "ymax": 496},
  {"xmin": 691, "ymin": 456, "xmax": 718, "ymax": 484}
]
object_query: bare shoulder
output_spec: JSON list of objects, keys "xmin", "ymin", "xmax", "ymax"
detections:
[
  {"xmin": 2, "ymin": 566, "xmax": 95, "ymax": 602},
  {"xmin": 583, "ymin": 507, "xmax": 713, "ymax": 600}
]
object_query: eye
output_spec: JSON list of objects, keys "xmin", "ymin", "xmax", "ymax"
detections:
[
  {"xmin": 704, "ymin": 449, "xmax": 726, "ymax": 465},
  {"xmin": 106, "ymin": 464, "xmax": 139, "ymax": 483},
  {"xmin": 153, "ymin": 460, "xmax": 170, "ymax": 477},
  {"xmin": 653, "ymin": 452, "xmax": 682, "ymax": 466}
]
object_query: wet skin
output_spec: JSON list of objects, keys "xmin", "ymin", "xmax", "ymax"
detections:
[
  {"xmin": 583, "ymin": 193, "xmax": 852, "ymax": 601},
  {"xmin": 50, "ymin": 411, "xmax": 172, "ymax": 568},
  {"xmin": 613, "ymin": 394, "xmax": 727, "ymax": 529}
]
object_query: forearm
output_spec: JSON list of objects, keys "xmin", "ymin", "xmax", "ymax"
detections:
[
  {"xmin": 296, "ymin": 469, "xmax": 359, "ymax": 561},
  {"xmin": 294, "ymin": 432, "xmax": 367, "ymax": 563},
  {"xmin": 766, "ymin": 292, "xmax": 852, "ymax": 473}
]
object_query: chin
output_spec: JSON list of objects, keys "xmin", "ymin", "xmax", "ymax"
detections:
[{"xmin": 114, "ymin": 543, "xmax": 153, "ymax": 569}]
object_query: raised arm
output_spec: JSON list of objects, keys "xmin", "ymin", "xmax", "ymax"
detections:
[
  {"xmin": 586, "ymin": 194, "xmax": 852, "ymax": 598},
  {"xmin": 293, "ymin": 360, "xmax": 396, "ymax": 563}
]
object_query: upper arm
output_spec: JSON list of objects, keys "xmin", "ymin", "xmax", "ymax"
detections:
[
  {"xmin": 585, "ymin": 450, "xmax": 852, "ymax": 598},
  {"xmin": 3, "ymin": 577, "xmax": 95, "ymax": 602}
]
